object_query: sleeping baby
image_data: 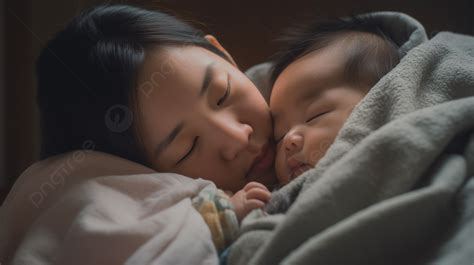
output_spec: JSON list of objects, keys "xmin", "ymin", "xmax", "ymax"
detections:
[
  {"xmin": 219, "ymin": 14, "xmax": 401, "ymax": 251},
  {"xmin": 197, "ymin": 14, "xmax": 404, "ymax": 259},
  {"xmin": 268, "ymin": 15, "xmax": 401, "ymax": 185},
  {"xmin": 218, "ymin": 15, "xmax": 402, "ymax": 262}
]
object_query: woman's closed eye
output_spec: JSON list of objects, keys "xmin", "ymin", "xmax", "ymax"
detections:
[
  {"xmin": 176, "ymin": 136, "xmax": 199, "ymax": 165},
  {"xmin": 217, "ymin": 74, "xmax": 231, "ymax": 106},
  {"xmin": 175, "ymin": 75, "xmax": 231, "ymax": 165}
]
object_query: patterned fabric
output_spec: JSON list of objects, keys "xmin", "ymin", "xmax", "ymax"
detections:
[{"xmin": 192, "ymin": 187, "xmax": 239, "ymax": 253}]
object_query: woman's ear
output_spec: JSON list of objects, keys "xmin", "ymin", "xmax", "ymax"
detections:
[{"xmin": 204, "ymin": 35, "xmax": 237, "ymax": 66}]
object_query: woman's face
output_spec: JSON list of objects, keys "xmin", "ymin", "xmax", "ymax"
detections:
[{"xmin": 135, "ymin": 44, "xmax": 277, "ymax": 192}]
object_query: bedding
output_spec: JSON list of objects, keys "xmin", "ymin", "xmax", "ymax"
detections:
[
  {"xmin": 0, "ymin": 151, "xmax": 219, "ymax": 265},
  {"xmin": 230, "ymin": 12, "xmax": 474, "ymax": 265},
  {"xmin": 1, "ymin": 11, "xmax": 472, "ymax": 265}
]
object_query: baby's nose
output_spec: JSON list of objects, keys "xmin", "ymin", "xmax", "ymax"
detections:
[{"xmin": 283, "ymin": 132, "xmax": 303, "ymax": 156}]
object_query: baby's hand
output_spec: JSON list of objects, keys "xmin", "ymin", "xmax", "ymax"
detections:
[{"xmin": 229, "ymin": 182, "xmax": 271, "ymax": 222}]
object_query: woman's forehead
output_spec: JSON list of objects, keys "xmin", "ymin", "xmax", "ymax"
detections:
[
  {"xmin": 136, "ymin": 47, "xmax": 215, "ymax": 101},
  {"xmin": 135, "ymin": 46, "xmax": 223, "ymax": 147},
  {"xmin": 139, "ymin": 46, "xmax": 213, "ymax": 81}
]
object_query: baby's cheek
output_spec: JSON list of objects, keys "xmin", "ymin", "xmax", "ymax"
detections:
[{"xmin": 305, "ymin": 129, "xmax": 336, "ymax": 166}]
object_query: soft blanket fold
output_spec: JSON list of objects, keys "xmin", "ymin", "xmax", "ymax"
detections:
[
  {"xmin": 0, "ymin": 151, "xmax": 219, "ymax": 265},
  {"xmin": 231, "ymin": 12, "xmax": 474, "ymax": 265}
]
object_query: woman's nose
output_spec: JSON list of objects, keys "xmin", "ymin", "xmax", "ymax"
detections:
[
  {"xmin": 209, "ymin": 113, "xmax": 257, "ymax": 161},
  {"xmin": 283, "ymin": 131, "xmax": 303, "ymax": 157}
]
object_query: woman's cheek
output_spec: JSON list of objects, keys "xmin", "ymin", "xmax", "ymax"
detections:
[
  {"xmin": 238, "ymin": 86, "xmax": 272, "ymax": 137},
  {"xmin": 275, "ymin": 145, "xmax": 289, "ymax": 184}
]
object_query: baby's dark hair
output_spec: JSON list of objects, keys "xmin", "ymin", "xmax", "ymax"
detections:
[{"xmin": 270, "ymin": 15, "xmax": 400, "ymax": 88}]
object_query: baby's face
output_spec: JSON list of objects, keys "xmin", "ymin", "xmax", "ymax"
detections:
[{"xmin": 270, "ymin": 43, "xmax": 369, "ymax": 184}]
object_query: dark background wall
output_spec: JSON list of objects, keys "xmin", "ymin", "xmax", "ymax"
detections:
[
  {"xmin": 0, "ymin": 0, "xmax": 5, "ymax": 200},
  {"xmin": 1, "ymin": 0, "xmax": 473, "ymax": 202}
]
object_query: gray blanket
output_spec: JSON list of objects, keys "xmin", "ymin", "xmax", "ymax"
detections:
[{"xmin": 229, "ymin": 12, "xmax": 474, "ymax": 265}]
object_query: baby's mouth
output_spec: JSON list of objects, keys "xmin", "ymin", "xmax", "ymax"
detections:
[{"xmin": 288, "ymin": 164, "xmax": 312, "ymax": 181}]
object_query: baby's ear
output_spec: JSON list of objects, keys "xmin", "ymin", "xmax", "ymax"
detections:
[{"xmin": 204, "ymin": 35, "xmax": 237, "ymax": 66}]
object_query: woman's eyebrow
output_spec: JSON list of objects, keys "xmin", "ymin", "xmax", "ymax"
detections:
[
  {"xmin": 155, "ymin": 122, "xmax": 184, "ymax": 158},
  {"xmin": 199, "ymin": 62, "xmax": 216, "ymax": 97}
]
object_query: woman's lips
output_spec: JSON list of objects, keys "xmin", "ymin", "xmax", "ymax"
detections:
[{"xmin": 246, "ymin": 141, "xmax": 275, "ymax": 178}]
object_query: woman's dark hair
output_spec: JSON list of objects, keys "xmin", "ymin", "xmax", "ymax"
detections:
[
  {"xmin": 270, "ymin": 15, "xmax": 400, "ymax": 86},
  {"xmin": 36, "ymin": 4, "xmax": 227, "ymax": 164}
]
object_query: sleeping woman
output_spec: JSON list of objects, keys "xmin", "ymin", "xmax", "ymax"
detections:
[{"xmin": 1, "ymin": 4, "xmax": 278, "ymax": 264}]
